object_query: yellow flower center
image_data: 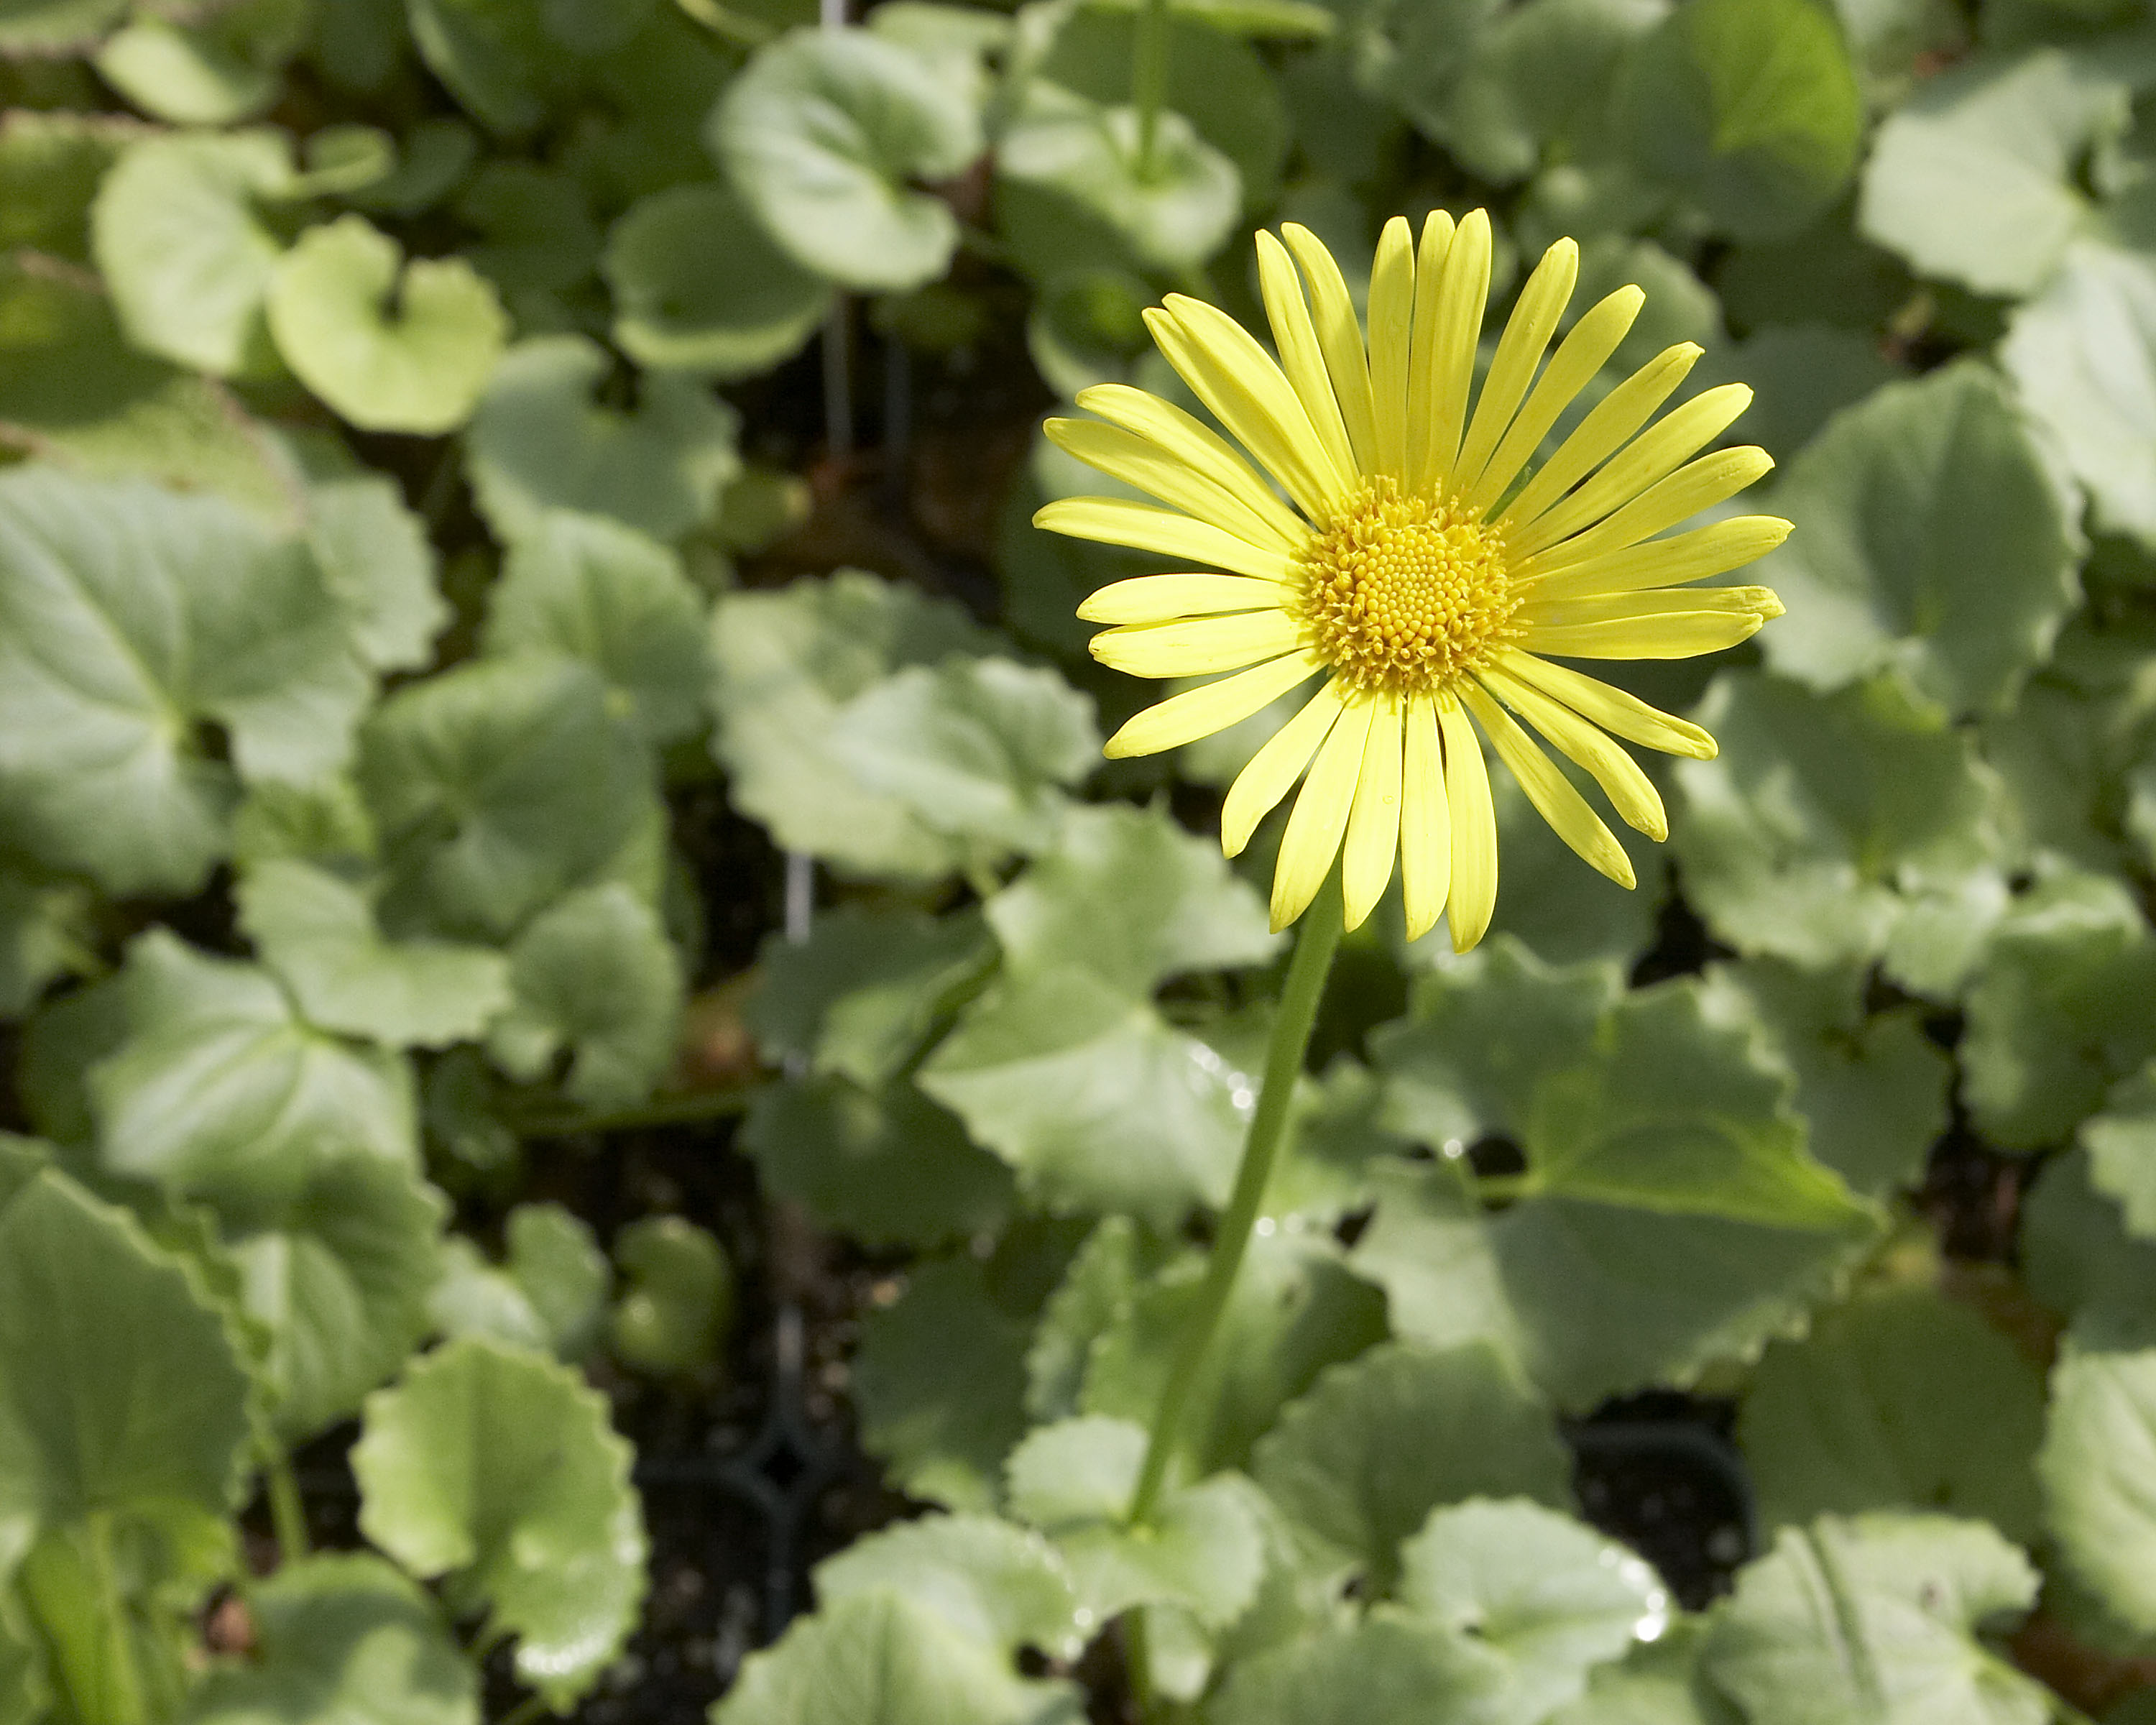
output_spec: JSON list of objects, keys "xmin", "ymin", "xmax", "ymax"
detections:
[{"xmin": 1294, "ymin": 479, "xmax": 1520, "ymax": 696}]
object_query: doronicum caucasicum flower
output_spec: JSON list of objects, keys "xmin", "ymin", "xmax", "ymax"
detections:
[{"xmin": 1036, "ymin": 211, "xmax": 1789, "ymax": 948}]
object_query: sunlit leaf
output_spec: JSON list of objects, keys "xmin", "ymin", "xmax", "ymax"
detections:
[{"xmin": 814, "ymin": 1513, "xmax": 1083, "ymax": 1662}]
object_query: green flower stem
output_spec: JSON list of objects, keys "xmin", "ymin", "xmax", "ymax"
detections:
[
  {"xmin": 1130, "ymin": 0, "xmax": 1174, "ymax": 182},
  {"xmin": 262, "ymin": 1439, "xmax": 310, "ymax": 1564},
  {"xmin": 1128, "ymin": 868, "xmax": 1343, "ymax": 1527}
]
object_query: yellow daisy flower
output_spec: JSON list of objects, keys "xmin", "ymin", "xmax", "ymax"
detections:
[{"xmin": 1036, "ymin": 211, "xmax": 1789, "ymax": 948}]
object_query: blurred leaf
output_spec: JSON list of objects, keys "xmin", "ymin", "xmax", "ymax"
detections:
[
  {"xmin": 1615, "ymin": 0, "xmax": 1862, "ymax": 240},
  {"xmin": 854, "ymin": 1255, "xmax": 1034, "ymax": 1512},
  {"xmin": 1671, "ymin": 671, "xmax": 2007, "ymax": 988},
  {"xmin": 360, "ymin": 654, "xmax": 659, "ymax": 942},
  {"xmin": 706, "ymin": 569, "xmax": 1000, "ymax": 878},
  {"xmin": 0, "ymin": 0, "xmax": 125, "ymax": 53},
  {"xmin": 407, "ymin": 0, "xmax": 577, "ymax": 134},
  {"xmin": 1761, "ymin": 363, "xmax": 2079, "ymax": 716},
  {"xmin": 2004, "ymin": 238, "xmax": 2156, "ymax": 548},
  {"xmin": 2039, "ymin": 1345, "xmax": 2156, "ymax": 1637},
  {"xmin": 0, "ymin": 109, "xmax": 128, "ymax": 264},
  {"xmin": 95, "ymin": 0, "xmax": 309, "ymax": 126},
  {"xmin": 488, "ymin": 883, "xmax": 684, "ymax": 1110},
  {"xmin": 1210, "ymin": 1614, "xmax": 1513, "ymax": 1725},
  {"xmin": 709, "ymin": 26, "xmax": 984, "ymax": 292},
  {"xmin": 604, "ymin": 181, "xmax": 832, "ymax": 379},
  {"xmin": 1250, "ymin": 1340, "xmax": 1570, "ymax": 1589},
  {"xmin": 481, "ymin": 510, "xmax": 712, "ymax": 745},
  {"xmin": 305, "ymin": 473, "xmax": 446, "ymax": 674},
  {"xmin": 466, "ymin": 335, "xmax": 742, "ymax": 546},
  {"xmin": 609, "ymin": 1216, "xmax": 732, "ymax": 1376},
  {"xmin": 2022, "ymin": 1146, "xmax": 2156, "ymax": 1352},
  {"xmin": 183, "ymin": 1553, "xmax": 478, "ymax": 1725},
  {"xmin": 714, "ymin": 1591, "xmax": 1082, "ymax": 1725},
  {"xmin": 1690, "ymin": 324, "xmax": 1902, "ymax": 461},
  {"xmin": 90, "ymin": 128, "xmax": 291, "ymax": 377},
  {"xmin": 2084, "ymin": 1062, "xmax": 2156, "ymax": 1237},
  {"xmin": 0, "ymin": 466, "xmax": 371, "ymax": 896},
  {"xmin": 267, "ymin": 215, "xmax": 507, "ymax": 436},
  {"xmin": 1699, "ymin": 957, "xmax": 1951, "ymax": 1197},
  {"xmin": 0, "ymin": 867, "xmax": 92, "ymax": 1020},
  {"xmin": 814, "ymin": 1513, "xmax": 1084, "ymax": 1662},
  {"xmin": 1700, "ymin": 1514, "xmax": 2049, "ymax": 1725},
  {"xmin": 353, "ymin": 1336, "xmax": 647, "ymax": 1708},
  {"xmin": 1960, "ymin": 865, "xmax": 2156, "ymax": 1150},
  {"xmin": 1737, "ymin": 1288, "xmax": 2046, "ymax": 1542},
  {"xmin": 456, "ymin": 162, "xmax": 599, "ymax": 299},
  {"xmin": 1394, "ymin": 1499, "xmax": 1669, "ymax": 1719},
  {"xmin": 237, "ymin": 860, "xmax": 511, "ymax": 1049},
  {"xmin": 91, "ymin": 932, "xmax": 418, "ymax": 1203}
]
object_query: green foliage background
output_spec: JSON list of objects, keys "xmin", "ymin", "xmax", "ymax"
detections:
[{"xmin": 0, "ymin": 0, "xmax": 2153, "ymax": 1719}]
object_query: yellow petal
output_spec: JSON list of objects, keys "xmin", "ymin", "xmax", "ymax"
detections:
[
  {"xmin": 1273, "ymin": 694, "xmax": 1376, "ymax": 931},
  {"xmin": 1521, "ymin": 610, "xmax": 1766, "ymax": 660},
  {"xmin": 1477, "ymin": 663, "xmax": 1666, "ymax": 839},
  {"xmin": 1404, "ymin": 209, "xmax": 1457, "ymax": 494},
  {"xmin": 1367, "ymin": 216, "xmax": 1416, "ymax": 481},
  {"xmin": 1460, "ymin": 286, "xmax": 1644, "ymax": 517},
  {"xmin": 1283, "ymin": 222, "xmax": 1378, "ymax": 474},
  {"xmin": 1078, "ymin": 573, "xmax": 1289, "ymax": 625},
  {"xmin": 1342, "ymin": 692, "xmax": 1404, "ymax": 932},
  {"xmin": 1460, "ymin": 681, "xmax": 1635, "ymax": 888},
  {"xmin": 1148, "ymin": 299, "xmax": 1345, "ymax": 517},
  {"xmin": 1411, "ymin": 208, "xmax": 1490, "ymax": 496},
  {"xmin": 1257, "ymin": 229, "xmax": 1358, "ymax": 486},
  {"xmin": 1512, "ymin": 447, "xmax": 1777, "ymax": 577},
  {"xmin": 1437, "ymin": 694, "xmax": 1496, "ymax": 953},
  {"xmin": 1521, "ymin": 515, "xmax": 1793, "ymax": 602},
  {"xmin": 1498, "ymin": 342, "xmax": 1701, "ymax": 540},
  {"xmin": 1455, "ymin": 238, "xmax": 1577, "ymax": 501},
  {"xmin": 1523, "ymin": 584, "xmax": 1783, "ymax": 630},
  {"xmin": 1091, "ymin": 609, "xmax": 1305, "ymax": 677},
  {"xmin": 1074, "ymin": 382, "xmax": 1310, "ymax": 546},
  {"xmin": 1222, "ymin": 678, "xmax": 1346, "ymax": 855},
  {"xmin": 1034, "ymin": 497, "xmax": 1295, "ymax": 582},
  {"xmin": 1491, "ymin": 648, "xmax": 1716, "ymax": 759},
  {"xmin": 1399, "ymin": 693, "xmax": 1450, "ymax": 943},
  {"xmin": 1044, "ymin": 417, "xmax": 1300, "ymax": 553},
  {"xmin": 1507, "ymin": 382, "xmax": 1754, "ymax": 561},
  {"xmin": 1103, "ymin": 650, "xmax": 1326, "ymax": 758}
]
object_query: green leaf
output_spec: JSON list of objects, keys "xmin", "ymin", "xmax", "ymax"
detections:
[
  {"xmin": 429, "ymin": 1238, "xmax": 550, "ymax": 1354},
  {"xmin": 602, "ymin": 181, "xmax": 831, "ymax": 379},
  {"xmin": 714, "ymin": 1591, "xmax": 1082, "ymax": 1725},
  {"xmin": 0, "ymin": 866, "xmax": 91, "ymax": 1019},
  {"xmin": 747, "ymin": 904, "xmax": 995, "ymax": 1089},
  {"xmin": 1760, "ymin": 362, "xmax": 2080, "ymax": 717},
  {"xmin": 94, "ymin": 0, "xmax": 308, "ymax": 127},
  {"xmin": 1858, "ymin": 45, "xmax": 2133, "ymax": 297},
  {"xmin": 237, "ymin": 860, "xmax": 511, "ymax": 1050},
  {"xmin": 2038, "ymin": 1346, "xmax": 2156, "ymax": 1637},
  {"xmin": 304, "ymin": 473, "xmax": 447, "ymax": 674},
  {"xmin": 1614, "ymin": 0, "xmax": 1863, "ymax": 241},
  {"xmin": 1960, "ymin": 865, "xmax": 2156, "ymax": 1150},
  {"xmin": 455, "ymin": 162, "xmax": 599, "ymax": 300},
  {"xmin": 0, "ymin": 1170, "xmax": 253, "ymax": 1560},
  {"xmin": 1544, "ymin": 1626, "xmax": 1732, "ymax": 1725},
  {"xmin": 1670, "ymin": 671, "xmax": 2007, "ymax": 988},
  {"xmin": 2022, "ymin": 1146, "xmax": 2156, "ymax": 1352},
  {"xmin": 183, "ymin": 1553, "xmax": 478, "ymax": 1725},
  {"xmin": 359, "ymin": 653, "xmax": 660, "ymax": 942},
  {"xmin": 742, "ymin": 1075, "xmax": 1016, "ymax": 1248},
  {"xmin": 0, "ymin": 0, "xmax": 124, "ymax": 53},
  {"xmin": 480, "ymin": 510, "xmax": 711, "ymax": 745},
  {"xmin": 267, "ymin": 215, "xmax": 507, "ymax": 435},
  {"xmin": 0, "ymin": 109, "xmax": 129, "ymax": 264},
  {"xmin": 1689, "ymin": 324, "xmax": 1904, "ymax": 463},
  {"xmin": 854, "ymin": 1255, "xmax": 1033, "ymax": 1512},
  {"xmin": 91, "ymin": 932, "xmax": 418, "ymax": 1203},
  {"xmin": 1700, "ymin": 1514, "xmax": 2050, "ymax": 1725},
  {"xmin": 997, "ymin": 85, "xmax": 1240, "ymax": 273},
  {"xmin": 1250, "ymin": 1340, "xmax": 1570, "ymax": 1590},
  {"xmin": 487, "ymin": 883, "xmax": 683, "ymax": 1110},
  {"xmin": 1003, "ymin": 1417, "xmax": 1265, "ymax": 1629},
  {"xmin": 1395, "ymin": 1499, "xmax": 1669, "ymax": 1720},
  {"xmin": 406, "ymin": 0, "xmax": 577, "ymax": 134},
  {"xmin": 2084, "ymin": 1063, "xmax": 2156, "ymax": 1237},
  {"xmin": 466, "ymin": 335, "xmax": 741, "ymax": 545},
  {"xmin": 985, "ymin": 802, "xmax": 1278, "ymax": 996},
  {"xmin": 706, "ymin": 569, "xmax": 1000, "ymax": 878},
  {"xmin": 1700, "ymin": 957, "xmax": 1951, "ymax": 1198},
  {"xmin": 709, "ymin": 26, "xmax": 984, "ymax": 292},
  {"xmin": 352, "ymin": 1336, "xmax": 646, "ymax": 1708},
  {"xmin": 814, "ymin": 1514, "xmax": 1083, "ymax": 1661},
  {"xmin": 224, "ymin": 1153, "xmax": 447, "ymax": 1442},
  {"xmin": 91, "ymin": 128, "xmax": 291, "ymax": 377},
  {"xmin": 826, "ymin": 658, "xmax": 1100, "ymax": 857},
  {"xmin": 1737, "ymin": 1288, "xmax": 2046, "ymax": 1542},
  {"xmin": 0, "ymin": 466, "xmax": 372, "ymax": 897},
  {"xmin": 609, "ymin": 1215, "xmax": 733, "ymax": 1376},
  {"xmin": 1209, "ymin": 1614, "xmax": 1514, "ymax": 1725},
  {"xmin": 429, "ymin": 1204, "xmax": 612, "ymax": 1362},
  {"xmin": 2004, "ymin": 238, "xmax": 2156, "ymax": 548},
  {"xmin": 1470, "ymin": 767, "xmax": 1669, "ymax": 970}
]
